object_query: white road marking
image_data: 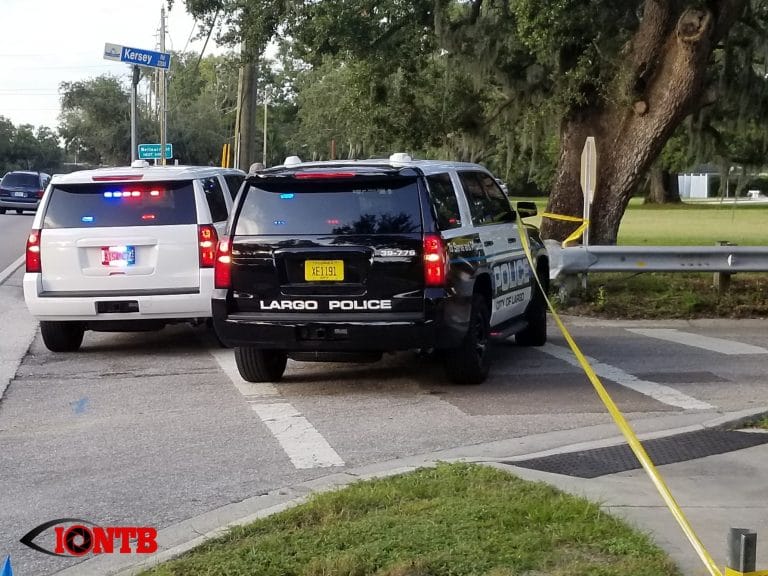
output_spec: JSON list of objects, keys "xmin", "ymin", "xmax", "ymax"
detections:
[
  {"xmin": 251, "ymin": 403, "xmax": 345, "ymax": 469},
  {"xmin": 208, "ymin": 348, "xmax": 344, "ymax": 469},
  {"xmin": 541, "ymin": 343, "xmax": 713, "ymax": 410},
  {"xmin": 0, "ymin": 255, "xmax": 25, "ymax": 286},
  {"xmin": 627, "ymin": 328, "xmax": 768, "ymax": 355},
  {"xmin": 208, "ymin": 348, "xmax": 279, "ymax": 397}
]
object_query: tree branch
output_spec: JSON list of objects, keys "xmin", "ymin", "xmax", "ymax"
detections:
[{"xmin": 711, "ymin": 0, "xmax": 749, "ymax": 42}]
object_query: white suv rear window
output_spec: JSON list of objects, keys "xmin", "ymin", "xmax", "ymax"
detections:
[{"xmin": 43, "ymin": 181, "xmax": 197, "ymax": 228}]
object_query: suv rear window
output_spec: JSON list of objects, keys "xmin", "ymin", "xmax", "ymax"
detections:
[
  {"xmin": 235, "ymin": 178, "xmax": 423, "ymax": 235},
  {"xmin": 43, "ymin": 181, "xmax": 197, "ymax": 229},
  {"xmin": 2, "ymin": 173, "xmax": 39, "ymax": 188}
]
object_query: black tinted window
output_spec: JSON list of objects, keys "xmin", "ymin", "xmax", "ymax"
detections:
[
  {"xmin": 43, "ymin": 181, "xmax": 197, "ymax": 228},
  {"xmin": 201, "ymin": 177, "xmax": 228, "ymax": 222},
  {"xmin": 458, "ymin": 171, "xmax": 515, "ymax": 226},
  {"xmin": 427, "ymin": 173, "xmax": 461, "ymax": 230},
  {"xmin": 236, "ymin": 178, "xmax": 422, "ymax": 235},
  {"xmin": 2, "ymin": 173, "xmax": 39, "ymax": 188},
  {"xmin": 224, "ymin": 174, "xmax": 245, "ymax": 199}
]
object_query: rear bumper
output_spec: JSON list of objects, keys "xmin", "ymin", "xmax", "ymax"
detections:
[
  {"xmin": 0, "ymin": 198, "xmax": 39, "ymax": 210},
  {"xmin": 212, "ymin": 297, "xmax": 467, "ymax": 351},
  {"xmin": 23, "ymin": 273, "xmax": 213, "ymax": 321}
]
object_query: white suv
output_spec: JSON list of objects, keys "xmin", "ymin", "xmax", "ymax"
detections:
[{"xmin": 23, "ymin": 162, "xmax": 245, "ymax": 352}]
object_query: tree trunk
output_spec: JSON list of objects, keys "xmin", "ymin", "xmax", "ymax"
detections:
[
  {"xmin": 541, "ymin": 1, "xmax": 746, "ymax": 245},
  {"xmin": 646, "ymin": 164, "xmax": 682, "ymax": 204}
]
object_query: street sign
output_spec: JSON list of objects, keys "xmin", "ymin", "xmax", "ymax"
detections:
[
  {"xmin": 580, "ymin": 136, "xmax": 597, "ymax": 247},
  {"xmin": 104, "ymin": 43, "xmax": 122, "ymax": 62},
  {"xmin": 138, "ymin": 144, "xmax": 173, "ymax": 160},
  {"xmin": 103, "ymin": 43, "xmax": 171, "ymax": 70}
]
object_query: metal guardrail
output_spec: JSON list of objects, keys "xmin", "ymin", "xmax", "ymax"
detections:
[{"xmin": 545, "ymin": 241, "xmax": 768, "ymax": 280}]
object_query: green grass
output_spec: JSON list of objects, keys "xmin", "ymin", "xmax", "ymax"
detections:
[
  {"xmin": 558, "ymin": 272, "xmax": 768, "ymax": 319},
  {"xmin": 141, "ymin": 464, "xmax": 679, "ymax": 576},
  {"xmin": 511, "ymin": 197, "xmax": 768, "ymax": 246},
  {"xmin": 744, "ymin": 414, "xmax": 768, "ymax": 429}
]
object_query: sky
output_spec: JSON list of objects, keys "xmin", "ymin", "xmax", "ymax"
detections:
[{"xmin": 0, "ymin": 0, "xmax": 226, "ymax": 131}]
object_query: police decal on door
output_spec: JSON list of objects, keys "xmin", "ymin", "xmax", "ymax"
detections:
[{"xmin": 491, "ymin": 257, "xmax": 531, "ymax": 320}]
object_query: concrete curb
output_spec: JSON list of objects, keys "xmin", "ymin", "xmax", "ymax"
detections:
[
  {"xmin": 53, "ymin": 405, "xmax": 768, "ymax": 576},
  {"xmin": 0, "ymin": 255, "xmax": 24, "ymax": 287},
  {"xmin": 0, "ymin": 265, "xmax": 38, "ymax": 402}
]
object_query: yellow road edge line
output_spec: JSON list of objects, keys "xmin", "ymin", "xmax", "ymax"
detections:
[{"xmin": 518, "ymin": 224, "xmax": 723, "ymax": 576}]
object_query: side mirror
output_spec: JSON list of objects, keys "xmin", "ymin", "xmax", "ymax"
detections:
[{"xmin": 516, "ymin": 201, "xmax": 538, "ymax": 219}]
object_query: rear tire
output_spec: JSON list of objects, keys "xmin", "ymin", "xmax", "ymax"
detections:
[
  {"xmin": 516, "ymin": 268, "xmax": 547, "ymax": 347},
  {"xmin": 444, "ymin": 294, "xmax": 491, "ymax": 385},
  {"xmin": 235, "ymin": 347, "xmax": 287, "ymax": 382},
  {"xmin": 15, "ymin": 209, "xmax": 23, "ymax": 214},
  {"xmin": 40, "ymin": 321, "xmax": 85, "ymax": 352},
  {"xmin": 0, "ymin": 208, "xmax": 5, "ymax": 214}
]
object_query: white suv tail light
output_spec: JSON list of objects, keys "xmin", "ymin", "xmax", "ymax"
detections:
[
  {"xmin": 26, "ymin": 229, "xmax": 41, "ymax": 273},
  {"xmin": 198, "ymin": 225, "xmax": 218, "ymax": 268}
]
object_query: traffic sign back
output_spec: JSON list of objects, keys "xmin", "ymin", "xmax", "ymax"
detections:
[{"xmin": 580, "ymin": 137, "xmax": 597, "ymax": 205}]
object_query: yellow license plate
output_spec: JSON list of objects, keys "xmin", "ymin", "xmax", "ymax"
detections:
[{"xmin": 304, "ymin": 260, "xmax": 344, "ymax": 281}]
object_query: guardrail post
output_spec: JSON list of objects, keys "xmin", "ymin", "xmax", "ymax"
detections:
[
  {"xmin": 715, "ymin": 241, "xmax": 736, "ymax": 294},
  {"xmin": 728, "ymin": 527, "xmax": 757, "ymax": 572},
  {"xmin": 557, "ymin": 274, "xmax": 582, "ymax": 303}
]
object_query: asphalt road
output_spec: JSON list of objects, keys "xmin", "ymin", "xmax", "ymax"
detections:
[{"xmin": 1, "ymin": 262, "xmax": 767, "ymax": 574}]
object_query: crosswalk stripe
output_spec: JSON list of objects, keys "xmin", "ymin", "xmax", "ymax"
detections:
[
  {"xmin": 541, "ymin": 343, "xmax": 714, "ymax": 410},
  {"xmin": 627, "ymin": 328, "xmax": 768, "ymax": 355},
  {"xmin": 207, "ymin": 348, "xmax": 344, "ymax": 469}
]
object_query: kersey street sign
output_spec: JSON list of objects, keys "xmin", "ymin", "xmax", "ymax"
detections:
[{"xmin": 103, "ymin": 43, "xmax": 171, "ymax": 70}]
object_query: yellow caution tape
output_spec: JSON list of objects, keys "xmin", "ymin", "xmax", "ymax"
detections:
[
  {"xmin": 518, "ymin": 224, "xmax": 723, "ymax": 576},
  {"xmin": 540, "ymin": 212, "xmax": 589, "ymax": 247},
  {"xmin": 725, "ymin": 568, "xmax": 768, "ymax": 576}
]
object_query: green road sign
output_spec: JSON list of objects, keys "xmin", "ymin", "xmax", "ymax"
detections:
[{"xmin": 138, "ymin": 143, "xmax": 173, "ymax": 160}]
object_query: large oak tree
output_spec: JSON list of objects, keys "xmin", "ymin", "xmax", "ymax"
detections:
[{"xmin": 182, "ymin": 0, "xmax": 766, "ymax": 244}]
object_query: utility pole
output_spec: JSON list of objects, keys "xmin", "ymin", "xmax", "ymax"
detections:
[
  {"xmin": 159, "ymin": 6, "xmax": 167, "ymax": 166},
  {"xmin": 233, "ymin": 66, "xmax": 244, "ymax": 169},
  {"xmin": 130, "ymin": 65, "xmax": 140, "ymax": 162},
  {"xmin": 236, "ymin": 39, "xmax": 257, "ymax": 170},
  {"xmin": 262, "ymin": 97, "xmax": 268, "ymax": 167}
]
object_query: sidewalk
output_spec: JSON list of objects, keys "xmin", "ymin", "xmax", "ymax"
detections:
[
  {"xmin": 498, "ymin": 440, "xmax": 768, "ymax": 575},
  {"xmin": 56, "ymin": 408, "xmax": 768, "ymax": 576}
]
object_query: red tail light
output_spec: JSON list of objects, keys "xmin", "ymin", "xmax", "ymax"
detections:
[
  {"xmin": 198, "ymin": 225, "xmax": 218, "ymax": 268},
  {"xmin": 423, "ymin": 234, "xmax": 448, "ymax": 287},
  {"xmin": 214, "ymin": 237, "xmax": 231, "ymax": 288},
  {"xmin": 36, "ymin": 189, "xmax": 45, "ymax": 199},
  {"xmin": 26, "ymin": 229, "xmax": 41, "ymax": 273}
]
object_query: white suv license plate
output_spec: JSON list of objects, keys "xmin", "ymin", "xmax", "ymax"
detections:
[{"xmin": 101, "ymin": 245, "xmax": 136, "ymax": 267}]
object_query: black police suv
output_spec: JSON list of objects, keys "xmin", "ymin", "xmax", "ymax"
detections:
[{"xmin": 212, "ymin": 154, "xmax": 549, "ymax": 385}]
